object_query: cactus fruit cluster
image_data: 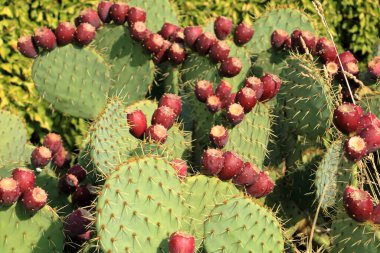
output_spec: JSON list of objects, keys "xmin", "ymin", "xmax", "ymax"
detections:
[{"xmin": 2, "ymin": 0, "xmax": 380, "ymax": 252}]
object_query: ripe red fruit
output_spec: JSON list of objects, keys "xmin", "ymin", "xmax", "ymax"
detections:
[
  {"xmin": 68, "ymin": 164, "xmax": 87, "ymax": 182},
  {"xmin": 153, "ymin": 40, "xmax": 171, "ymax": 65},
  {"xmin": 210, "ymin": 125, "xmax": 229, "ymax": 148},
  {"xmin": 75, "ymin": 23, "xmax": 96, "ymax": 46},
  {"xmin": 168, "ymin": 231, "xmax": 195, "ymax": 253},
  {"xmin": 209, "ymin": 41, "xmax": 230, "ymax": 62},
  {"xmin": 201, "ymin": 149, "xmax": 224, "ymax": 175},
  {"xmin": 195, "ymin": 80, "xmax": 214, "ymax": 102},
  {"xmin": 245, "ymin": 172, "xmax": 275, "ymax": 198},
  {"xmin": 97, "ymin": 1, "xmax": 113, "ymax": 23},
  {"xmin": 12, "ymin": 168, "xmax": 35, "ymax": 194},
  {"xmin": 215, "ymin": 80, "xmax": 232, "ymax": 101},
  {"xmin": 245, "ymin": 76, "xmax": 264, "ymax": 100},
  {"xmin": 335, "ymin": 51, "xmax": 357, "ymax": 65},
  {"xmin": 72, "ymin": 184, "xmax": 97, "ymax": 207},
  {"xmin": 220, "ymin": 57, "xmax": 242, "ymax": 77},
  {"xmin": 170, "ymin": 159, "xmax": 188, "ymax": 178},
  {"xmin": 160, "ymin": 23, "xmax": 180, "ymax": 40},
  {"xmin": 218, "ymin": 151, "xmax": 244, "ymax": 180},
  {"xmin": 356, "ymin": 112, "xmax": 380, "ymax": 134},
  {"xmin": 129, "ymin": 22, "xmax": 151, "ymax": 42},
  {"xmin": 234, "ymin": 22, "xmax": 254, "ymax": 45},
  {"xmin": 75, "ymin": 9, "xmax": 101, "ymax": 29},
  {"xmin": 195, "ymin": 32, "xmax": 216, "ymax": 55},
  {"xmin": 343, "ymin": 186, "xmax": 373, "ymax": 222},
  {"xmin": 316, "ymin": 37, "xmax": 337, "ymax": 63},
  {"xmin": 31, "ymin": 146, "xmax": 52, "ymax": 167},
  {"xmin": 259, "ymin": 73, "xmax": 282, "ymax": 102},
  {"xmin": 34, "ymin": 27, "xmax": 57, "ymax": 50},
  {"xmin": 43, "ymin": 133, "xmax": 63, "ymax": 155},
  {"xmin": 152, "ymin": 106, "xmax": 177, "ymax": 129},
  {"xmin": 0, "ymin": 178, "xmax": 21, "ymax": 205},
  {"xmin": 158, "ymin": 93, "xmax": 182, "ymax": 117},
  {"xmin": 168, "ymin": 43, "xmax": 186, "ymax": 64},
  {"xmin": 55, "ymin": 22, "xmax": 75, "ymax": 46},
  {"xmin": 22, "ymin": 187, "xmax": 47, "ymax": 211},
  {"xmin": 59, "ymin": 174, "xmax": 79, "ymax": 194},
  {"xmin": 227, "ymin": 103, "xmax": 245, "ymax": 125},
  {"xmin": 233, "ymin": 162, "xmax": 260, "ymax": 186},
  {"xmin": 127, "ymin": 7, "xmax": 146, "ymax": 25},
  {"xmin": 271, "ymin": 29, "xmax": 290, "ymax": 49},
  {"xmin": 206, "ymin": 95, "xmax": 222, "ymax": 113},
  {"xmin": 170, "ymin": 28, "xmax": 185, "ymax": 43},
  {"xmin": 214, "ymin": 16, "xmax": 233, "ymax": 40},
  {"xmin": 236, "ymin": 87, "xmax": 257, "ymax": 113},
  {"xmin": 145, "ymin": 124, "xmax": 168, "ymax": 144},
  {"xmin": 291, "ymin": 29, "xmax": 316, "ymax": 54},
  {"xmin": 184, "ymin": 26, "xmax": 203, "ymax": 49},
  {"xmin": 17, "ymin": 36, "xmax": 39, "ymax": 58},
  {"xmin": 222, "ymin": 93, "xmax": 236, "ymax": 109},
  {"xmin": 371, "ymin": 204, "xmax": 380, "ymax": 224},
  {"xmin": 53, "ymin": 147, "xmax": 71, "ymax": 168},
  {"xmin": 127, "ymin": 110, "xmax": 147, "ymax": 139},
  {"xmin": 144, "ymin": 33, "xmax": 164, "ymax": 53},
  {"xmin": 344, "ymin": 136, "xmax": 367, "ymax": 161},
  {"xmin": 342, "ymin": 61, "xmax": 359, "ymax": 75},
  {"xmin": 368, "ymin": 56, "xmax": 380, "ymax": 79},
  {"xmin": 64, "ymin": 208, "xmax": 92, "ymax": 237},
  {"xmin": 109, "ymin": 3, "xmax": 129, "ymax": 25},
  {"xmin": 333, "ymin": 103, "xmax": 363, "ymax": 134},
  {"xmin": 359, "ymin": 123, "xmax": 380, "ymax": 153},
  {"xmin": 326, "ymin": 62, "xmax": 339, "ymax": 76}
]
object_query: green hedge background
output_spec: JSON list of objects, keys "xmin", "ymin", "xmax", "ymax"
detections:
[{"xmin": 0, "ymin": 0, "xmax": 379, "ymax": 151}]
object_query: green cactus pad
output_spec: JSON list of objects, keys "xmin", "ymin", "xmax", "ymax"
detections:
[
  {"xmin": 96, "ymin": 156, "xmax": 184, "ymax": 252},
  {"xmin": 182, "ymin": 175, "xmax": 240, "ymax": 249},
  {"xmin": 251, "ymin": 49, "xmax": 288, "ymax": 77},
  {"xmin": 0, "ymin": 144, "xmax": 34, "ymax": 178},
  {"xmin": 204, "ymin": 196, "xmax": 285, "ymax": 253},
  {"xmin": 92, "ymin": 25, "xmax": 155, "ymax": 102},
  {"xmin": 0, "ymin": 203, "xmax": 64, "ymax": 253},
  {"xmin": 32, "ymin": 44, "xmax": 111, "ymax": 119},
  {"xmin": 249, "ymin": 8, "xmax": 315, "ymax": 54},
  {"xmin": 360, "ymin": 93, "xmax": 380, "ymax": 118}
]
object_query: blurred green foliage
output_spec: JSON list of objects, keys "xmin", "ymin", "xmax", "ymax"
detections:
[{"xmin": 0, "ymin": 0, "xmax": 379, "ymax": 152}]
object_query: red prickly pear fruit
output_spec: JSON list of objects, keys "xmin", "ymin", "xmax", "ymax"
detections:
[
  {"xmin": 210, "ymin": 125, "xmax": 229, "ymax": 148},
  {"xmin": 201, "ymin": 148, "xmax": 224, "ymax": 175},
  {"xmin": 206, "ymin": 95, "xmax": 222, "ymax": 113},
  {"xmin": 34, "ymin": 27, "xmax": 57, "ymax": 50},
  {"xmin": 68, "ymin": 164, "xmax": 87, "ymax": 183},
  {"xmin": 43, "ymin": 133, "xmax": 63, "ymax": 155},
  {"xmin": 343, "ymin": 186, "xmax": 373, "ymax": 222},
  {"xmin": 233, "ymin": 162, "xmax": 260, "ymax": 186},
  {"xmin": 326, "ymin": 62, "xmax": 339, "ymax": 76},
  {"xmin": 12, "ymin": 168, "xmax": 35, "ymax": 194},
  {"xmin": 55, "ymin": 22, "xmax": 75, "ymax": 46},
  {"xmin": 245, "ymin": 171, "xmax": 275, "ymax": 198},
  {"xmin": 245, "ymin": 76, "xmax": 264, "ymax": 100},
  {"xmin": 168, "ymin": 231, "xmax": 195, "ymax": 253},
  {"xmin": 152, "ymin": 106, "xmax": 177, "ymax": 129},
  {"xmin": 356, "ymin": 113, "xmax": 380, "ymax": 134},
  {"xmin": 259, "ymin": 73, "xmax": 282, "ymax": 102},
  {"xmin": 371, "ymin": 204, "xmax": 380, "ymax": 224},
  {"xmin": 344, "ymin": 136, "xmax": 367, "ymax": 161},
  {"xmin": 333, "ymin": 103, "xmax": 363, "ymax": 134},
  {"xmin": 218, "ymin": 151, "xmax": 244, "ymax": 180},
  {"xmin": 195, "ymin": 80, "xmax": 214, "ymax": 102},
  {"xmin": 17, "ymin": 36, "xmax": 39, "ymax": 58},
  {"xmin": 227, "ymin": 103, "xmax": 245, "ymax": 125},
  {"xmin": 168, "ymin": 43, "xmax": 186, "ymax": 64},
  {"xmin": 368, "ymin": 56, "xmax": 380, "ymax": 79},
  {"xmin": 109, "ymin": 3, "xmax": 129, "ymax": 25},
  {"xmin": 59, "ymin": 174, "xmax": 79, "ymax": 194},
  {"xmin": 301, "ymin": 31, "xmax": 317, "ymax": 54},
  {"xmin": 160, "ymin": 23, "xmax": 180, "ymax": 40},
  {"xmin": 153, "ymin": 40, "xmax": 171, "ymax": 65},
  {"xmin": 75, "ymin": 23, "xmax": 96, "ymax": 46},
  {"xmin": 360, "ymin": 124, "xmax": 380, "ymax": 153},
  {"xmin": 236, "ymin": 87, "xmax": 257, "ymax": 113},
  {"xmin": 22, "ymin": 187, "xmax": 47, "ymax": 211},
  {"xmin": 209, "ymin": 41, "xmax": 230, "ymax": 62},
  {"xmin": 215, "ymin": 80, "xmax": 232, "ymax": 101},
  {"xmin": 75, "ymin": 9, "xmax": 101, "ymax": 29},
  {"xmin": 342, "ymin": 61, "xmax": 359, "ymax": 75},
  {"xmin": 31, "ymin": 146, "xmax": 52, "ymax": 167},
  {"xmin": 72, "ymin": 184, "xmax": 97, "ymax": 207},
  {"xmin": 220, "ymin": 57, "xmax": 242, "ymax": 77},
  {"xmin": 316, "ymin": 37, "xmax": 337, "ymax": 63},
  {"xmin": 127, "ymin": 7, "xmax": 146, "ymax": 25},
  {"xmin": 170, "ymin": 28, "xmax": 185, "ymax": 43},
  {"xmin": 129, "ymin": 22, "xmax": 151, "ymax": 42},
  {"xmin": 271, "ymin": 29, "xmax": 290, "ymax": 49},
  {"xmin": 335, "ymin": 51, "xmax": 358, "ymax": 65},
  {"xmin": 195, "ymin": 32, "xmax": 216, "ymax": 55},
  {"xmin": 290, "ymin": 29, "xmax": 302, "ymax": 52},
  {"xmin": 53, "ymin": 147, "xmax": 71, "ymax": 168},
  {"xmin": 64, "ymin": 208, "xmax": 92, "ymax": 237},
  {"xmin": 77, "ymin": 231, "xmax": 92, "ymax": 242},
  {"xmin": 170, "ymin": 159, "xmax": 188, "ymax": 178},
  {"xmin": 184, "ymin": 26, "xmax": 203, "ymax": 49},
  {"xmin": 291, "ymin": 29, "xmax": 317, "ymax": 54},
  {"xmin": 144, "ymin": 33, "xmax": 164, "ymax": 53},
  {"xmin": 159, "ymin": 93, "xmax": 182, "ymax": 117},
  {"xmin": 214, "ymin": 16, "xmax": 233, "ymax": 40},
  {"xmin": 234, "ymin": 22, "xmax": 254, "ymax": 45},
  {"xmin": 0, "ymin": 178, "xmax": 21, "ymax": 205},
  {"xmin": 97, "ymin": 1, "xmax": 113, "ymax": 23},
  {"xmin": 127, "ymin": 110, "xmax": 147, "ymax": 139},
  {"xmin": 222, "ymin": 92, "xmax": 236, "ymax": 109},
  {"xmin": 145, "ymin": 124, "xmax": 168, "ymax": 144}
]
